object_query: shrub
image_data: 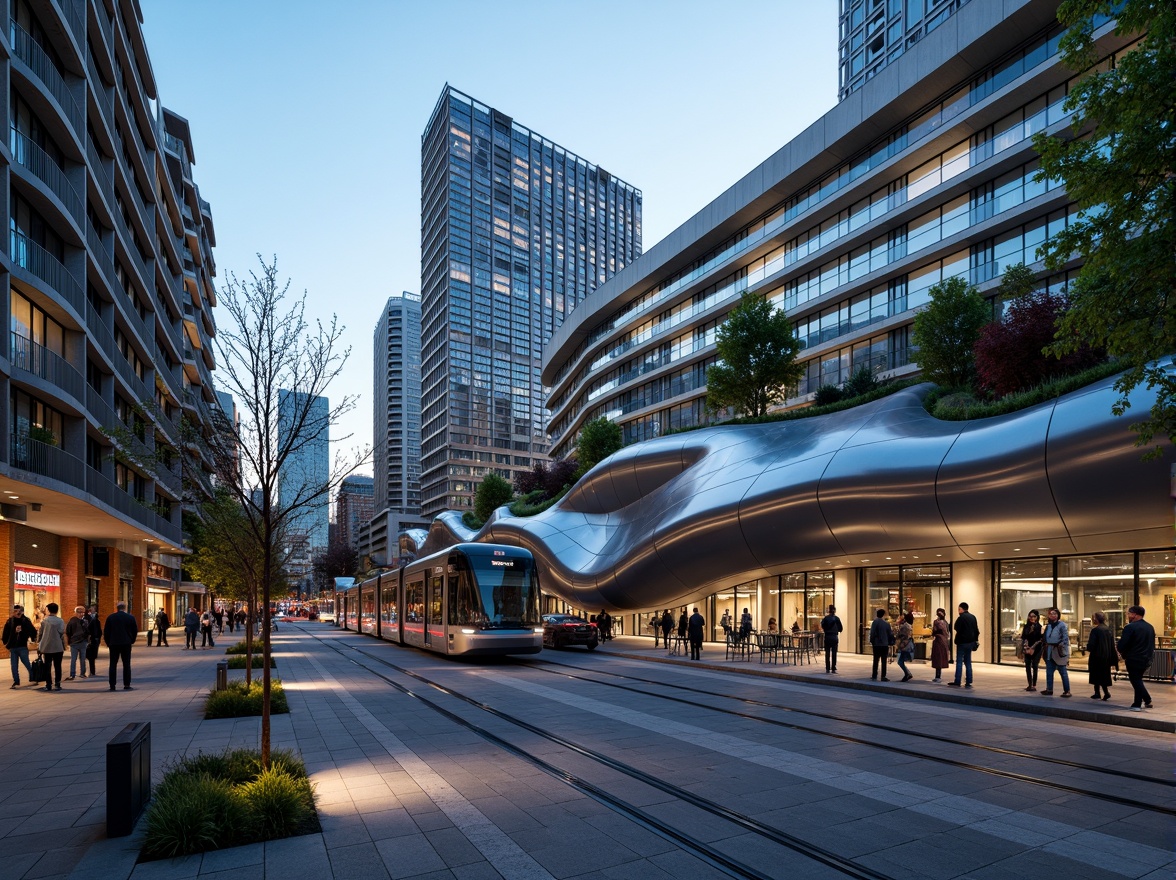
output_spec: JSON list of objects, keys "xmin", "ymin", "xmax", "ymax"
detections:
[
  {"xmin": 813, "ymin": 384, "xmax": 843, "ymax": 405},
  {"xmin": 141, "ymin": 773, "xmax": 250, "ymax": 859},
  {"xmin": 141, "ymin": 749, "xmax": 316, "ymax": 860},
  {"xmin": 227, "ymin": 654, "xmax": 275, "ymax": 669},
  {"xmin": 224, "ymin": 641, "xmax": 256, "ymax": 655},
  {"xmin": 473, "ymin": 473, "xmax": 514, "ymax": 522},
  {"xmin": 461, "ymin": 511, "xmax": 482, "ymax": 531},
  {"xmin": 842, "ymin": 366, "xmax": 878, "ymax": 399},
  {"xmin": 238, "ymin": 767, "xmax": 317, "ymax": 840},
  {"xmin": 928, "ymin": 360, "xmax": 1122, "ymax": 421},
  {"xmin": 204, "ymin": 680, "xmax": 288, "ymax": 719}
]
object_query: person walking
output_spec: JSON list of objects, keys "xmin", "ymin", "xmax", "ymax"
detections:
[
  {"xmin": 85, "ymin": 606, "xmax": 102, "ymax": 676},
  {"xmin": 869, "ymin": 608, "xmax": 893, "ymax": 681},
  {"xmin": 947, "ymin": 603, "xmax": 979, "ymax": 689},
  {"xmin": 154, "ymin": 608, "xmax": 171, "ymax": 647},
  {"xmin": 200, "ymin": 610, "xmax": 215, "ymax": 648},
  {"xmin": 184, "ymin": 607, "xmax": 199, "ymax": 649},
  {"xmin": 651, "ymin": 613, "xmax": 661, "ymax": 647},
  {"xmin": 103, "ymin": 601, "xmax": 138, "ymax": 690},
  {"xmin": 37, "ymin": 603, "xmax": 66, "ymax": 692},
  {"xmin": 930, "ymin": 608, "xmax": 950, "ymax": 682},
  {"xmin": 3, "ymin": 604, "xmax": 37, "ymax": 687},
  {"xmin": 597, "ymin": 609, "xmax": 611, "ymax": 641},
  {"xmin": 65, "ymin": 606, "xmax": 90, "ymax": 679},
  {"xmin": 1020, "ymin": 609, "xmax": 1043, "ymax": 691},
  {"xmin": 688, "ymin": 607, "xmax": 705, "ymax": 660},
  {"xmin": 660, "ymin": 610, "xmax": 674, "ymax": 648},
  {"xmin": 895, "ymin": 616, "xmax": 915, "ymax": 682},
  {"xmin": 739, "ymin": 608, "xmax": 753, "ymax": 642},
  {"xmin": 1041, "ymin": 607, "xmax": 1071, "ymax": 697},
  {"xmin": 677, "ymin": 609, "xmax": 688, "ymax": 644},
  {"xmin": 213, "ymin": 607, "xmax": 224, "ymax": 635},
  {"xmin": 720, "ymin": 609, "xmax": 732, "ymax": 641},
  {"xmin": 820, "ymin": 605, "xmax": 843, "ymax": 673},
  {"xmin": 1086, "ymin": 611, "xmax": 1116, "ymax": 700},
  {"xmin": 1117, "ymin": 605, "xmax": 1156, "ymax": 711}
]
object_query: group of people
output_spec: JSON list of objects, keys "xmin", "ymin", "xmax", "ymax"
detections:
[
  {"xmin": 2, "ymin": 601, "xmax": 138, "ymax": 691},
  {"xmin": 1017, "ymin": 604, "xmax": 1157, "ymax": 711}
]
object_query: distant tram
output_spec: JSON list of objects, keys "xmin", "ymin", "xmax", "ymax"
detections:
[{"xmin": 338, "ymin": 543, "xmax": 543, "ymax": 656}]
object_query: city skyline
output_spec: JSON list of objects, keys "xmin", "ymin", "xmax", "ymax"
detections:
[{"xmin": 139, "ymin": 1, "xmax": 838, "ymax": 474}]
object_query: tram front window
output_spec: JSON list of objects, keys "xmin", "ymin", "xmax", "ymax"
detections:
[{"xmin": 450, "ymin": 554, "xmax": 541, "ymax": 628}]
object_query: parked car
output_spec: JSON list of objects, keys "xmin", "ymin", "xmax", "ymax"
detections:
[{"xmin": 542, "ymin": 614, "xmax": 599, "ymax": 650}]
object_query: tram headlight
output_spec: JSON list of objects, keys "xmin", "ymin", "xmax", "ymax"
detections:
[
  {"xmin": 460, "ymin": 628, "xmax": 477, "ymax": 635},
  {"xmin": 533, "ymin": 627, "xmax": 544, "ymax": 633}
]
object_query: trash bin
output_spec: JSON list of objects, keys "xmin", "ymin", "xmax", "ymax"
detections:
[
  {"xmin": 106, "ymin": 722, "xmax": 151, "ymax": 837},
  {"xmin": 216, "ymin": 660, "xmax": 228, "ymax": 691}
]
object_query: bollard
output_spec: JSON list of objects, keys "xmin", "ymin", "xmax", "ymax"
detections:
[
  {"xmin": 216, "ymin": 659, "xmax": 228, "ymax": 691},
  {"xmin": 106, "ymin": 722, "xmax": 151, "ymax": 837}
]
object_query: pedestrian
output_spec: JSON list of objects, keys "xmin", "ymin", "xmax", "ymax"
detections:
[
  {"xmin": 37, "ymin": 603, "xmax": 66, "ymax": 692},
  {"xmin": 947, "ymin": 602, "xmax": 979, "ymax": 689},
  {"xmin": 688, "ymin": 607, "xmax": 705, "ymax": 660},
  {"xmin": 65, "ymin": 606, "xmax": 90, "ymax": 679},
  {"xmin": 660, "ymin": 610, "xmax": 674, "ymax": 647},
  {"xmin": 154, "ymin": 608, "xmax": 171, "ymax": 647},
  {"xmin": 677, "ymin": 609, "xmax": 688, "ymax": 643},
  {"xmin": 103, "ymin": 601, "xmax": 138, "ymax": 690},
  {"xmin": 1041, "ymin": 607, "xmax": 1071, "ymax": 697},
  {"xmin": 820, "ymin": 605, "xmax": 842, "ymax": 673},
  {"xmin": 200, "ymin": 610, "xmax": 215, "ymax": 648},
  {"xmin": 225, "ymin": 606, "xmax": 235, "ymax": 633},
  {"xmin": 739, "ymin": 607, "xmax": 753, "ymax": 641},
  {"xmin": 598, "ymin": 609, "xmax": 611, "ymax": 641},
  {"xmin": 930, "ymin": 608, "xmax": 950, "ymax": 682},
  {"xmin": 651, "ymin": 613, "xmax": 661, "ymax": 647},
  {"xmin": 766, "ymin": 617, "xmax": 779, "ymax": 633},
  {"xmin": 213, "ymin": 607, "xmax": 224, "ymax": 634},
  {"xmin": 1117, "ymin": 605, "xmax": 1156, "ymax": 712},
  {"xmin": 720, "ymin": 609, "xmax": 732, "ymax": 640},
  {"xmin": 1019, "ymin": 609, "xmax": 1043, "ymax": 691},
  {"xmin": 3, "ymin": 604, "xmax": 37, "ymax": 687},
  {"xmin": 1086, "ymin": 611, "xmax": 1116, "ymax": 701},
  {"xmin": 184, "ymin": 607, "xmax": 199, "ymax": 649},
  {"xmin": 85, "ymin": 606, "xmax": 102, "ymax": 676},
  {"xmin": 895, "ymin": 615, "xmax": 915, "ymax": 682},
  {"xmin": 869, "ymin": 608, "xmax": 892, "ymax": 681}
]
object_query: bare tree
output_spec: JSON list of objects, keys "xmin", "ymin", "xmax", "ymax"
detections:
[{"xmin": 209, "ymin": 256, "xmax": 368, "ymax": 766}]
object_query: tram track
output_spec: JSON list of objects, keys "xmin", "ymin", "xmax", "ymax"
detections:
[
  {"xmin": 306, "ymin": 628, "xmax": 898, "ymax": 880},
  {"xmin": 525, "ymin": 656, "xmax": 1176, "ymax": 802}
]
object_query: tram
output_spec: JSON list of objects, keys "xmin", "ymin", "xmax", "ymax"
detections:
[{"xmin": 338, "ymin": 543, "xmax": 543, "ymax": 656}]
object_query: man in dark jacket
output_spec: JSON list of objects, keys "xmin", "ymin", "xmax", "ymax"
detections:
[
  {"xmin": 3, "ymin": 605, "xmax": 38, "ymax": 687},
  {"xmin": 184, "ymin": 607, "xmax": 200, "ymax": 649},
  {"xmin": 103, "ymin": 602, "xmax": 138, "ymax": 691},
  {"xmin": 687, "ymin": 607, "xmax": 705, "ymax": 660},
  {"xmin": 1117, "ymin": 605, "xmax": 1156, "ymax": 711},
  {"xmin": 85, "ymin": 606, "xmax": 102, "ymax": 676},
  {"xmin": 154, "ymin": 608, "xmax": 170, "ymax": 647},
  {"xmin": 868, "ymin": 608, "xmax": 893, "ymax": 681},
  {"xmin": 949, "ymin": 602, "xmax": 980, "ymax": 689},
  {"xmin": 820, "ymin": 605, "xmax": 843, "ymax": 674}
]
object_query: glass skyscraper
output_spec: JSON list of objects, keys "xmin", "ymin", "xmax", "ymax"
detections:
[
  {"xmin": 373, "ymin": 292, "xmax": 422, "ymax": 516},
  {"xmin": 419, "ymin": 86, "xmax": 641, "ymax": 517},
  {"xmin": 277, "ymin": 389, "xmax": 329, "ymax": 552}
]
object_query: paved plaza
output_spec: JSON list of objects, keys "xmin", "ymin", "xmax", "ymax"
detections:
[{"xmin": 0, "ymin": 623, "xmax": 1170, "ymax": 880}]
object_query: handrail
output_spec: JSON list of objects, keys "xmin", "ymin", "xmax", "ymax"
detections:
[
  {"xmin": 9, "ymin": 231, "xmax": 85, "ymax": 317},
  {"xmin": 10, "ymin": 332, "xmax": 85, "ymax": 402},
  {"xmin": 10, "ymin": 129, "xmax": 83, "ymax": 223},
  {"xmin": 9, "ymin": 22, "xmax": 83, "ymax": 137}
]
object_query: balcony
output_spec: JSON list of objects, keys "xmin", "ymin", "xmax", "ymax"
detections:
[
  {"xmin": 52, "ymin": 0, "xmax": 84, "ymax": 51},
  {"xmin": 9, "ymin": 231, "xmax": 85, "ymax": 318},
  {"xmin": 10, "ymin": 129, "xmax": 84, "ymax": 224},
  {"xmin": 10, "ymin": 333, "xmax": 85, "ymax": 403},
  {"xmin": 10, "ymin": 22, "xmax": 83, "ymax": 138},
  {"xmin": 86, "ymin": 136, "xmax": 116, "ymax": 213}
]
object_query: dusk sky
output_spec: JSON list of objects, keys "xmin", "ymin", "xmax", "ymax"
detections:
[{"xmin": 141, "ymin": 0, "xmax": 838, "ymax": 475}]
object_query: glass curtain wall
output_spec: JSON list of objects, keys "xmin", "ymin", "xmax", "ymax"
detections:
[
  {"xmin": 1058, "ymin": 554, "xmax": 1134, "ymax": 670},
  {"xmin": 998, "ymin": 557, "xmax": 1054, "ymax": 664},
  {"xmin": 861, "ymin": 564, "xmax": 949, "ymax": 656},
  {"xmin": 1138, "ymin": 551, "xmax": 1174, "ymax": 645}
]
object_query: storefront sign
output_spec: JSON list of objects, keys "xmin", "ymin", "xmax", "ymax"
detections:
[{"xmin": 13, "ymin": 565, "xmax": 61, "ymax": 588}]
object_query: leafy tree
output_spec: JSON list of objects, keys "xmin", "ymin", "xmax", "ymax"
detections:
[
  {"xmin": 911, "ymin": 277, "xmax": 991, "ymax": 388},
  {"xmin": 1033, "ymin": 0, "xmax": 1176, "ymax": 455},
  {"xmin": 706, "ymin": 292, "xmax": 803, "ymax": 418},
  {"xmin": 974, "ymin": 265, "xmax": 1103, "ymax": 397},
  {"xmin": 473, "ymin": 473, "xmax": 514, "ymax": 522},
  {"xmin": 208, "ymin": 256, "xmax": 367, "ymax": 766},
  {"xmin": 311, "ymin": 538, "xmax": 359, "ymax": 593},
  {"xmin": 514, "ymin": 459, "xmax": 578, "ymax": 497},
  {"xmin": 575, "ymin": 417, "xmax": 623, "ymax": 478}
]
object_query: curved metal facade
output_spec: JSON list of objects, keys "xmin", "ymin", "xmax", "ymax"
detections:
[{"xmin": 423, "ymin": 372, "xmax": 1174, "ymax": 611}]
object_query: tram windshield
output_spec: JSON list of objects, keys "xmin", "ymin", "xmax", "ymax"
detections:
[{"xmin": 450, "ymin": 552, "xmax": 541, "ymax": 628}]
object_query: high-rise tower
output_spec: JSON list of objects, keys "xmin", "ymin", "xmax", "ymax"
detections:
[
  {"xmin": 277, "ymin": 390, "xmax": 329, "ymax": 552},
  {"xmin": 372, "ymin": 292, "xmax": 421, "ymax": 516},
  {"xmin": 419, "ymin": 86, "xmax": 642, "ymax": 517}
]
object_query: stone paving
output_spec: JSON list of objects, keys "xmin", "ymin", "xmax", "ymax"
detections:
[{"xmin": 0, "ymin": 624, "xmax": 1168, "ymax": 880}]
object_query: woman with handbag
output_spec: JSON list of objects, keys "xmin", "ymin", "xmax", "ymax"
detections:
[
  {"xmin": 36, "ymin": 603, "xmax": 66, "ymax": 692},
  {"xmin": 930, "ymin": 608, "xmax": 950, "ymax": 682},
  {"xmin": 895, "ymin": 617, "xmax": 915, "ymax": 682},
  {"xmin": 1086, "ymin": 611, "xmax": 1117, "ymax": 701},
  {"xmin": 1041, "ymin": 607, "xmax": 1072, "ymax": 697},
  {"xmin": 1020, "ymin": 609, "xmax": 1043, "ymax": 691}
]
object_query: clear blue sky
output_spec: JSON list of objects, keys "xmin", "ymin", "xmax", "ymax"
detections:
[{"xmin": 141, "ymin": 1, "xmax": 838, "ymax": 473}]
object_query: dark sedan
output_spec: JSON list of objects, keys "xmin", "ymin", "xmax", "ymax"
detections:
[{"xmin": 542, "ymin": 614, "xmax": 599, "ymax": 650}]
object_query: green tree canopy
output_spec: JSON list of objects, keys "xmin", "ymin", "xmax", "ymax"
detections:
[
  {"xmin": 705, "ymin": 292, "xmax": 803, "ymax": 418},
  {"xmin": 1034, "ymin": 0, "xmax": 1176, "ymax": 454},
  {"xmin": 474, "ymin": 473, "xmax": 514, "ymax": 522},
  {"xmin": 183, "ymin": 488, "xmax": 261, "ymax": 605},
  {"xmin": 575, "ymin": 417, "xmax": 623, "ymax": 478},
  {"xmin": 911, "ymin": 277, "xmax": 991, "ymax": 388}
]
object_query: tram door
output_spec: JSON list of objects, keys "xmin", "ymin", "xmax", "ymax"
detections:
[{"xmin": 425, "ymin": 574, "xmax": 443, "ymax": 648}]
